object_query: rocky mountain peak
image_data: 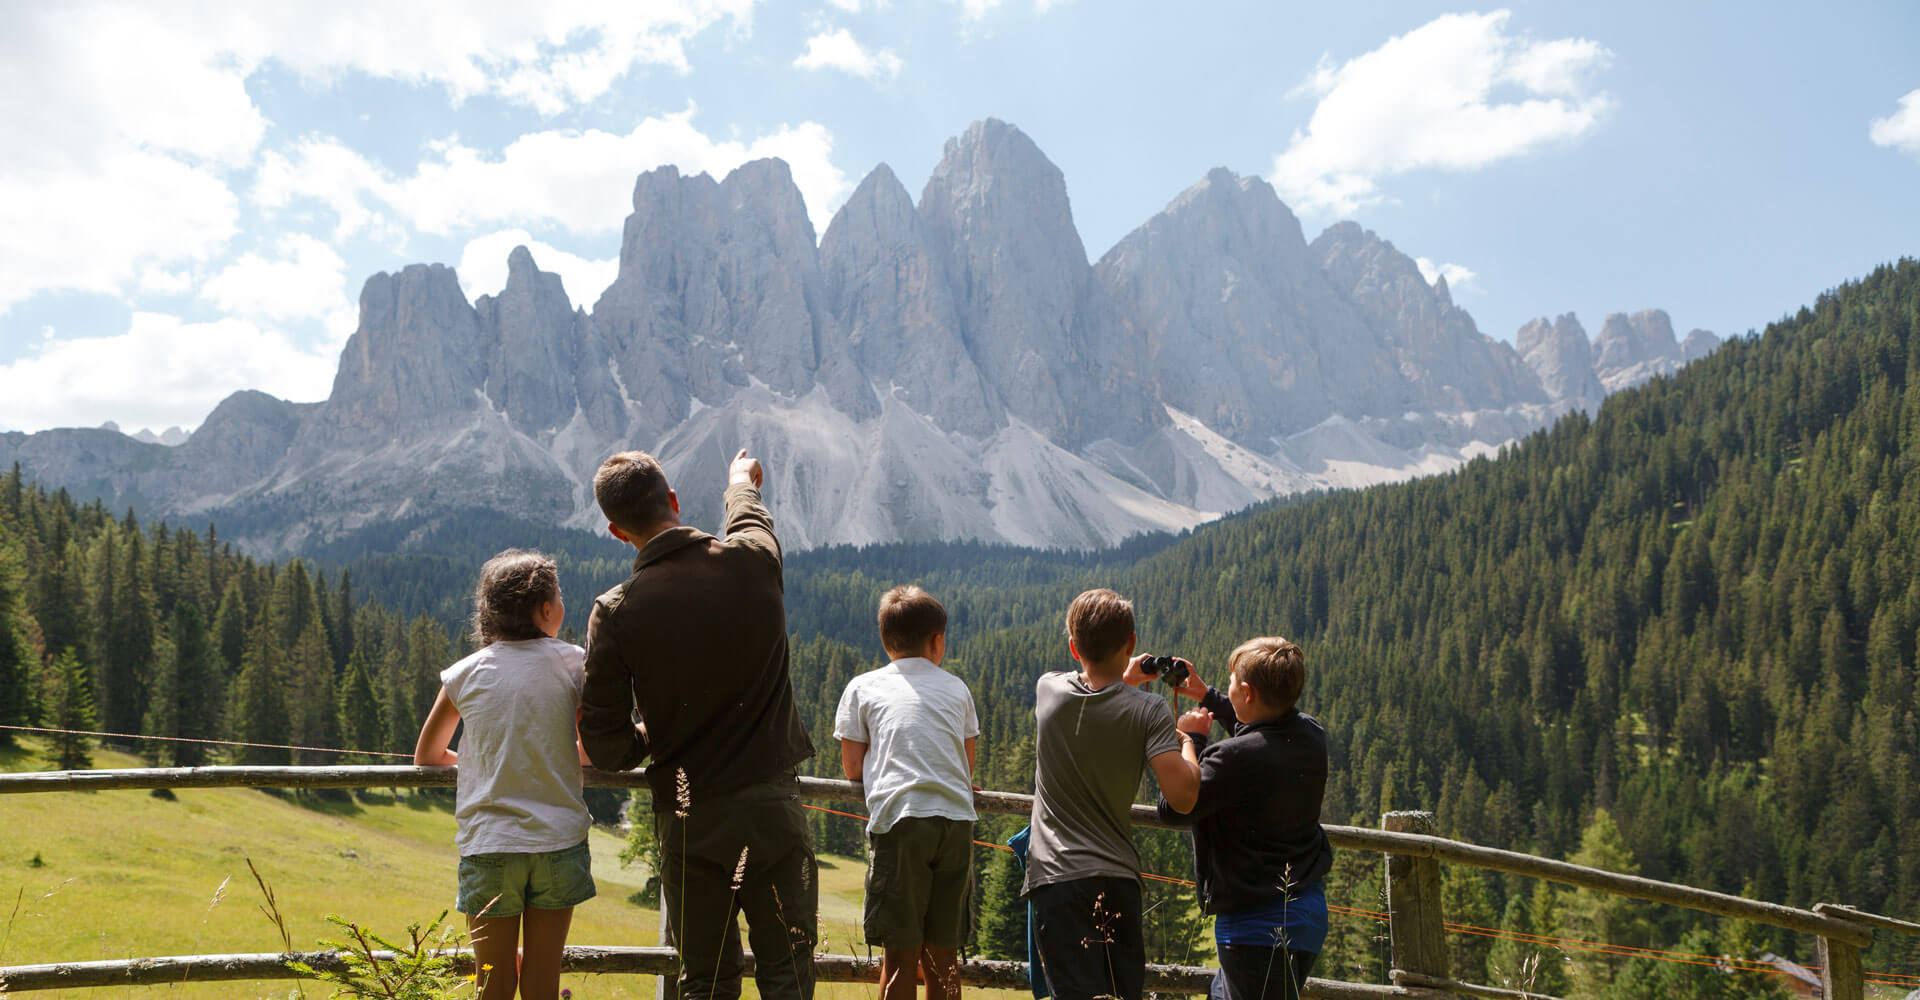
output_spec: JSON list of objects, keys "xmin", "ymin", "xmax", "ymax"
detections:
[
  {"xmin": 820, "ymin": 163, "xmax": 998, "ymax": 437},
  {"xmin": 1682, "ymin": 328, "xmax": 1722, "ymax": 362},
  {"xmin": 323, "ymin": 263, "xmax": 489, "ymax": 432},
  {"xmin": 1516, "ymin": 313, "xmax": 1603, "ymax": 410},
  {"xmin": 1311, "ymin": 222, "xmax": 1545, "ymax": 411},
  {"xmin": 918, "ymin": 119, "xmax": 1159, "ymax": 448}
]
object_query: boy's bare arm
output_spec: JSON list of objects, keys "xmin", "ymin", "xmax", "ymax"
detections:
[
  {"xmin": 1149, "ymin": 743, "xmax": 1203, "ymax": 814},
  {"xmin": 840, "ymin": 739, "xmax": 868, "ymax": 781},
  {"xmin": 414, "ymin": 688, "xmax": 461, "ymax": 766},
  {"xmin": 965, "ymin": 736, "xmax": 977, "ymax": 775}
]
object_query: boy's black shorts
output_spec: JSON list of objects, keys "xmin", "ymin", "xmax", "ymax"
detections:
[
  {"xmin": 864, "ymin": 816, "xmax": 974, "ymax": 950},
  {"xmin": 1028, "ymin": 876, "xmax": 1146, "ymax": 1000}
]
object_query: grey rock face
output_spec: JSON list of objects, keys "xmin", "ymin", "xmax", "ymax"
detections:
[
  {"xmin": 1097, "ymin": 169, "xmax": 1398, "ymax": 445},
  {"xmin": 1592, "ymin": 309, "xmax": 1699, "ymax": 392},
  {"xmin": 1311, "ymin": 221, "xmax": 1548, "ymax": 414},
  {"xmin": 820, "ymin": 163, "xmax": 999, "ymax": 437},
  {"xmin": 323, "ymin": 263, "xmax": 489, "ymax": 434},
  {"xmin": 475, "ymin": 246, "xmax": 625, "ymax": 438},
  {"xmin": 592, "ymin": 161, "xmax": 873, "ymax": 443},
  {"xmin": 918, "ymin": 119, "xmax": 1161, "ymax": 449},
  {"xmin": 1517, "ymin": 313, "xmax": 1605, "ymax": 410},
  {"xmin": 1681, "ymin": 328, "xmax": 1722, "ymax": 362}
]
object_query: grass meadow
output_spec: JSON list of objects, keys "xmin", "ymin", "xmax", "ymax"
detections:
[{"xmin": 0, "ymin": 739, "xmax": 1029, "ymax": 1000}]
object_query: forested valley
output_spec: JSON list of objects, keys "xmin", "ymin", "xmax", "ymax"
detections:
[{"xmin": 2, "ymin": 260, "xmax": 1916, "ymax": 996}]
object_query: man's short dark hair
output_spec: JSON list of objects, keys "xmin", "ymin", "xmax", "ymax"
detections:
[
  {"xmin": 1065, "ymin": 588, "xmax": 1134, "ymax": 665},
  {"xmin": 594, "ymin": 451, "xmax": 674, "ymax": 533},
  {"xmin": 878, "ymin": 585, "xmax": 947, "ymax": 655},
  {"xmin": 1230, "ymin": 636, "xmax": 1305, "ymax": 712}
]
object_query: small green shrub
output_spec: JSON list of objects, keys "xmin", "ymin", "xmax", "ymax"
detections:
[{"xmin": 288, "ymin": 911, "xmax": 474, "ymax": 1000}]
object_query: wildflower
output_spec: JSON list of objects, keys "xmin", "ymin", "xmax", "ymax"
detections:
[
  {"xmin": 731, "ymin": 846, "xmax": 750, "ymax": 891},
  {"xmin": 674, "ymin": 768, "xmax": 691, "ymax": 818}
]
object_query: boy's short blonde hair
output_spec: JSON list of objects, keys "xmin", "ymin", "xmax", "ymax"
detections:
[
  {"xmin": 1229, "ymin": 636, "xmax": 1305, "ymax": 712},
  {"xmin": 1065, "ymin": 588, "xmax": 1134, "ymax": 665},
  {"xmin": 878, "ymin": 585, "xmax": 946, "ymax": 655}
]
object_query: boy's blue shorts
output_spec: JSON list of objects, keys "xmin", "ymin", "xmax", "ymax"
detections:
[{"xmin": 456, "ymin": 840, "xmax": 596, "ymax": 917}]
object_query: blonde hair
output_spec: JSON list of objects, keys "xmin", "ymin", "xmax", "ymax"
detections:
[{"xmin": 1229, "ymin": 636, "xmax": 1305, "ymax": 712}]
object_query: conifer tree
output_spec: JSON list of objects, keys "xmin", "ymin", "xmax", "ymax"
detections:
[
  {"xmin": 0, "ymin": 534, "xmax": 38, "ymax": 744},
  {"xmin": 166, "ymin": 601, "xmax": 221, "ymax": 765},
  {"xmin": 974, "ymin": 848, "xmax": 1027, "ymax": 961},
  {"xmin": 42, "ymin": 648, "xmax": 95, "ymax": 769},
  {"xmin": 403, "ymin": 615, "xmax": 451, "ymax": 740},
  {"xmin": 212, "ymin": 577, "xmax": 248, "ymax": 678},
  {"xmin": 230, "ymin": 619, "xmax": 290, "ymax": 765},
  {"xmin": 336, "ymin": 647, "xmax": 384, "ymax": 760}
]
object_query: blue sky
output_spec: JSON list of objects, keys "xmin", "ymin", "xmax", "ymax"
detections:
[{"xmin": 2, "ymin": 0, "xmax": 1917, "ymax": 433}]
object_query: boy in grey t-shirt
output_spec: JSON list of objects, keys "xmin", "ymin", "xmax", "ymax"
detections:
[
  {"xmin": 1024, "ymin": 588, "xmax": 1202, "ymax": 1000},
  {"xmin": 836, "ymin": 586, "xmax": 979, "ymax": 1000}
]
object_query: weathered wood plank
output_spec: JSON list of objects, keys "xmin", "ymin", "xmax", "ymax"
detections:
[
  {"xmin": 0, "ymin": 949, "xmax": 1200, "ymax": 994},
  {"xmin": 1812, "ymin": 903, "xmax": 1920, "ymax": 938},
  {"xmin": 1816, "ymin": 935, "xmax": 1865, "ymax": 1000},
  {"xmin": 1392, "ymin": 968, "xmax": 1564, "ymax": 999},
  {"xmin": 1383, "ymin": 812, "xmax": 1448, "ymax": 981}
]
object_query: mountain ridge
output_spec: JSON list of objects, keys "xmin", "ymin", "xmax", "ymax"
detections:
[{"xmin": 2, "ymin": 118, "xmax": 1719, "ymax": 554}]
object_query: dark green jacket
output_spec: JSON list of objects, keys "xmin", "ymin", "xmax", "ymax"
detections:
[{"xmin": 580, "ymin": 483, "xmax": 813, "ymax": 808}]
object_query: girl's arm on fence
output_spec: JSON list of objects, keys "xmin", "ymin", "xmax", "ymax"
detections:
[{"xmin": 415, "ymin": 688, "xmax": 461, "ymax": 766}]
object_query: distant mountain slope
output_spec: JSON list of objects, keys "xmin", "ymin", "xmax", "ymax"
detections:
[{"xmin": 3, "ymin": 119, "xmax": 1712, "ymax": 555}]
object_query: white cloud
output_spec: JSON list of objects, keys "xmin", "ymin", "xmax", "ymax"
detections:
[
  {"xmin": 456, "ymin": 230, "xmax": 620, "ymax": 307},
  {"xmin": 0, "ymin": 150, "xmax": 240, "ymax": 312},
  {"xmin": 0, "ymin": 313, "xmax": 338, "ymax": 432},
  {"xmin": 1415, "ymin": 257, "xmax": 1478, "ymax": 293},
  {"xmin": 0, "ymin": 1, "xmax": 752, "ymax": 311},
  {"xmin": 949, "ymin": 0, "xmax": 1065, "ymax": 20},
  {"xmin": 1270, "ymin": 10, "xmax": 1613, "ymax": 216},
  {"xmin": 1869, "ymin": 89, "xmax": 1920, "ymax": 160},
  {"xmin": 254, "ymin": 106, "xmax": 853, "ymax": 239},
  {"xmin": 794, "ymin": 29, "xmax": 903, "ymax": 80},
  {"xmin": 825, "ymin": 0, "xmax": 866, "ymax": 10},
  {"xmin": 202, "ymin": 234, "xmax": 351, "ymax": 324}
]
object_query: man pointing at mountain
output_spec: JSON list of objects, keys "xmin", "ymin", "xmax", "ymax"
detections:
[{"xmin": 580, "ymin": 448, "xmax": 817, "ymax": 1000}]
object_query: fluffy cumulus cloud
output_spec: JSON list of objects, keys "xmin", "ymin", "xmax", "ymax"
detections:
[
  {"xmin": 0, "ymin": 1, "xmax": 753, "ymax": 311},
  {"xmin": 1271, "ymin": 10, "xmax": 1613, "ymax": 216},
  {"xmin": 254, "ymin": 106, "xmax": 852, "ymax": 238},
  {"xmin": 0, "ymin": 314, "xmax": 339, "ymax": 432},
  {"xmin": 1869, "ymin": 89, "xmax": 1920, "ymax": 160},
  {"xmin": 1415, "ymin": 257, "xmax": 1478, "ymax": 293},
  {"xmin": 794, "ymin": 29, "xmax": 903, "ymax": 80},
  {"xmin": 456, "ymin": 230, "xmax": 620, "ymax": 306},
  {"xmin": 201, "ymin": 234, "xmax": 352, "ymax": 325}
]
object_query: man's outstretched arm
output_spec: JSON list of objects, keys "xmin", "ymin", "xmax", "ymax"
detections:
[{"xmin": 722, "ymin": 448, "xmax": 781, "ymax": 567}]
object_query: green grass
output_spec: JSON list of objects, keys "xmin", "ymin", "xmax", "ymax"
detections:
[{"xmin": 0, "ymin": 739, "xmax": 1032, "ymax": 1000}]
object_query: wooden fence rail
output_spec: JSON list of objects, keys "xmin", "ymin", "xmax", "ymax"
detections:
[
  {"xmin": 1, "ymin": 764, "xmax": 1908, "ymax": 1000},
  {"xmin": 0, "ymin": 948, "xmax": 1450, "ymax": 998}
]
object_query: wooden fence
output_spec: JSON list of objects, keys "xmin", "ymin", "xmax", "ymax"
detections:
[{"xmin": 1, "ymin": 765, "xmax": 1914, "ymax": 999}]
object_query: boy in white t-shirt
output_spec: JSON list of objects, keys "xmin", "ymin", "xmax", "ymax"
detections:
[{"xmin": 835, "ymin": 586, "xmax": 980, "ymax": 1000}]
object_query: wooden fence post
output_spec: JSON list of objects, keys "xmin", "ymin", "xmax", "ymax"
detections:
[
  {"xmin": 1382, "ymin": 811, "xmax": 1448, "ymax": 983},
  {"xmin": 1815, "ymin": 934, "xmax": 1863, "ymax": 1000}
]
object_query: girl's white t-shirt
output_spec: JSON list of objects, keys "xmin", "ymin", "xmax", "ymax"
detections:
[{"xmin": 441, "ymin": 636, "xmax": 592, "ymax": 855}]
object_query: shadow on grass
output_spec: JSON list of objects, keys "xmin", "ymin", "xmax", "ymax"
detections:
[
  {"xmin": 815, "ymin": 857, "xmax": 839, "ymax": 870},
  {"xmin": 0, "ymin": 740, "xmax": 39, "ymax": 771}
]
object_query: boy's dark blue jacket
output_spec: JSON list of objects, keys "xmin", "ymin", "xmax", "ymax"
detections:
[{"xmin": 1155, "ymin": 687, "xmax": 1334, "ymax": 914}]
